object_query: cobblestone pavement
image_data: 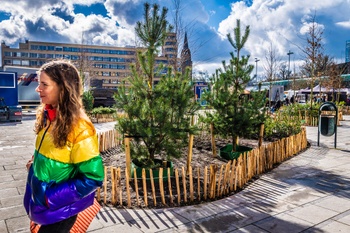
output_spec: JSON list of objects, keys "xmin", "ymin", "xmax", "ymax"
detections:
[{"xmin": 0, "ymin": 114, "xmax": 349, "ymax": 233}]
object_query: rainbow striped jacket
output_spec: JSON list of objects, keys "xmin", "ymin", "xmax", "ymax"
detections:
[{"xmin": 23, "ymin": 118, "xmax": 104, "ymax": 225}]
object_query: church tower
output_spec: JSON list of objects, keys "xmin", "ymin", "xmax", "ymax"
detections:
[{"xmin": 181, "ymin": 32, "xmax": 192, "ymax": 76}]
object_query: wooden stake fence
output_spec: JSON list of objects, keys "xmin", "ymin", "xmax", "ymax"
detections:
[{"xmin": 96, "ymin": 128, "xmax": 307, "ymax": 208}]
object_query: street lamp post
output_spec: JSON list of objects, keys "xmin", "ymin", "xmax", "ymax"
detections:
[
  {"xmin": 255, "ymin": 58, "xmax": 260, "ymax": 81},
  {"xmin": 287, "ymin": 50, "xmax": 294, "ymax": 99}
]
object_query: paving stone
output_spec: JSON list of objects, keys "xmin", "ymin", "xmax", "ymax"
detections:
[
  {"xmin": 0, "ymin": 220, "xmax": 7, "ymax": 233},
  {"xmin": 5, "ymin": 215, "xmax": 30, "ymax": 233},
  {"xmin": 0, "ymin": 205, "xmax": 27, "ymax": 221},
  {"xmin": 287, "ymin": 203, "xmax": 339, "ymax": 224},
  {"xmin": 313, "ymin": 196, "xmax": 350, "ymax": 213},
  {"xmin": 254, "ymin": 213, "xmax": 313, "ymax": 233},
  {"xmin": 1, "ymin": 195, "xmax": 24, "ymax": 208}
]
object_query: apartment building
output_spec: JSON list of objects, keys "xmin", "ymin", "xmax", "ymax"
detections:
[{"xmin": 1, "ymin": 32, "xmax": 190, "ymax": 89}]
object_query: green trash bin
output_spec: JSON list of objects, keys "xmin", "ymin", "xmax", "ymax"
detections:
[{"xmin": 319, "ymin": 103, "xmax": 336, "ymax": 137}]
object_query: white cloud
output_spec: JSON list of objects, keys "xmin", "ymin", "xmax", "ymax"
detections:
[
  {"xmin": 336, "ymin": 21, "xmax": 350, "ymax": 29},
  {"xmin": 1, "ymin": 0, "xmax": 350, "ymax": 75},
  {"xmin": 217, "ymin": 0, "xmax": 350, "ymax": 76}
]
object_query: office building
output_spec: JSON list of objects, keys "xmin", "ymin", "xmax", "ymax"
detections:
[{"xmin": 1, "ymin": 32, "xmax": 192, "ymax": 89}]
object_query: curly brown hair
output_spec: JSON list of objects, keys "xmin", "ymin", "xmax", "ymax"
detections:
[{"xmin": 34, "ymin": 59, "xmax": 84, "ymax": 148}]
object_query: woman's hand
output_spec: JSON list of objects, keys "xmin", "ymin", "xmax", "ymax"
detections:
[{"xmin": 26, "ymin": 156, "xmax": 34, "ymax": 171}]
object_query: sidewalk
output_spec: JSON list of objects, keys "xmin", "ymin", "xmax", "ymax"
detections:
[{"xmin": 0, "ymin": 115, "xmax": 349, "ymax": 233}]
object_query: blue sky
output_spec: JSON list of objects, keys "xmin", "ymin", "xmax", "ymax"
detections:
[{"xmin": 0, "ymin": 0, "xmax": 349, "ymax": 78}]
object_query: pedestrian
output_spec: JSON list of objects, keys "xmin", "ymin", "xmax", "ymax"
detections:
[{"xmin": 24, "ymin": 60, "xmax": 104, "ymax": 233}]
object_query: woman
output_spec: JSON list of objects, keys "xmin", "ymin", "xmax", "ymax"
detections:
[{"xmin": 24, "ymin": 60, "xmax": 104, "ymax": 232}]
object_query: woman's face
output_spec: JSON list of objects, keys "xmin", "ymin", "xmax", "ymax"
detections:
[{"xmin": 36, "ymin": 72, "xmax": 60, "ymax": 108}]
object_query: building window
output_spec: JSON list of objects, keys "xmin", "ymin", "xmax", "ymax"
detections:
[
  {"xmin": 55, "ymin": 46, "xmax": 63, "ymax": 51},
  {"xmin": 48, "ymin": 46, "xmax": 55, "ymax": 51},
  {"xmin": 71, "ymin": 55, "xmax": 79, "ymax": 60},
  {"xmin": 4, "ymin": 52, "xmax": 11, "ymax": 56},
  {"xmin": 63, "ymin": 47, "xmax": 72, "ymax": 52},
  {"xmin": 38, "ymin": 54, "xmax": 46, "ymax": 58},
  {"xmin": 30, "ymin": 53, "xmax": 38, "ymax": 58},
  {"xmin": 31, "ymin": 45, "xmax": 39, "ymax": 50},
  {"xmin": 30, "ymin": 61, "xmax": 38, "ymax": 66},
  {"xmin": 47, "ymin": 54, "xmax": 54, "ymax": 59},
  {"xmin": 21, "ymin": 52, "xmax": 29, "ymax": 57},
  {"xmin": 13, "ymin": 60, "xmax": 21, "ymax": 65},
  {"xmin": 4, "ymin": 60, "xmax": 12, "ymax": 65},
  {"xmin": 72, "ymin": 47, "xmax": 80, "ymax": 52},
  {"xmin": 22, "ymin": 60, "xmax": 29, "ymax": 66}
]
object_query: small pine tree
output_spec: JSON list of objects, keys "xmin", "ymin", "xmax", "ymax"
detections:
[
  {"xmin": 202, "ymin": 19, "xmax": 267, "ymax": 152},
  {"xmin": 114, "ymin": 3, "xmax": 199, "ymax": 167}
]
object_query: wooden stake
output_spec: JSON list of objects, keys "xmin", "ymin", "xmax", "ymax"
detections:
[
  {"xmin": 182, "ymin": 167, "xmax": 187, "ymax": 203},
  {"xmin": 258, "ymin": 123, "xmax": 264, "ymax": 147},
  {"xmin": 159, "ymin": 168, "xmax": 165, "ymax": 205},
  {"xmin": 197, "ymin": 167, "xmax": 201, "ymax": 201},
  {"xmin": 117, "ymin": 168, "xmax": 122, "ymax": 205},
  {"xmin": 168, "ymin": 167, "xmax": 173, "ymax": 205},
  {"xmin": 103, "ymin": 166, "xmax": 107, "ymax": 204},
  {"xmin": 189, "ymin": 166, "xmax": 193, "ymax": 202},
  {"xmin": 187, "ymin": 116, "xmax": 194, "ymax": 174},
  {"xmin": 111, "ymin": 167, "xmax": 116, "ymax": 204},
  {"xmin": 133, "ymin": 168, "xmax": 140, "ymax": 207},
  {"xmin": 150, "ymin": 169, "xmax": 156, "ymax": 206},
  {"xmin": 142, "ymin": 168, "xmax": 148, "ymax": 207},
  {"xmin": 175, "ymin": 168, "xmax": 181, "ymax": 205},
  {"xmin": 125, "ymin": 167, "xmax": 131, "ymax": 208},
  {"xmin": 203, "ymin": 166, "xmax": 208, "ymax": 200},
  {"xmin": 217, "ymin": 165, "xmax": 224, "ymax": 197},
  {"xmin": 124, "ymin": 137, "xmax": 131, "ymax": 178},
  {"xmin": 210, "ymin": 123, "xmax": 217, "ymax": 157}
]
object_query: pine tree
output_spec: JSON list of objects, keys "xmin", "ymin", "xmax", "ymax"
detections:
[
  {"xmin": 114, "ymin": 3, "xmax": 199, "ymax": 167},
  {"xmin": 203, "ymin": 19, "xmax": 267, "ymax": 152}
]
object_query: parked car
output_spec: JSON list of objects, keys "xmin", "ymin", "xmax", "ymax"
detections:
[{"xmin": 0, "ymin": 97, "xmax": 22, "ymax": 122}]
